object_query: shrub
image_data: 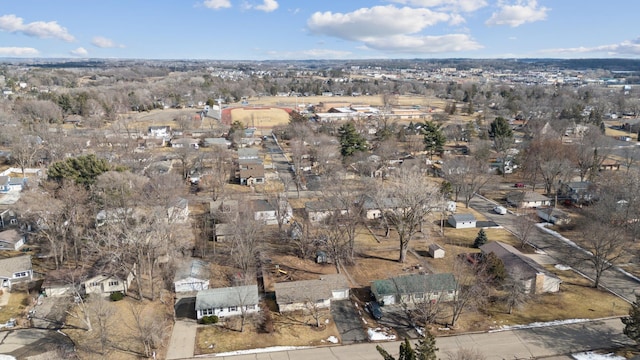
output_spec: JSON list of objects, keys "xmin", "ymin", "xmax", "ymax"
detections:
[
  {"xmin": 109, "ymin": 291, "xmax": 124, "ymax": 302},
  {"xmin": 201, "ymin": 315, "xmax": 219, "ymax": 324}
]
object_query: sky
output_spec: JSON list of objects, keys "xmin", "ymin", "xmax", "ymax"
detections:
[{"xmin": 0, "ymin": 0, "xmax": 639, "ymax": 60}]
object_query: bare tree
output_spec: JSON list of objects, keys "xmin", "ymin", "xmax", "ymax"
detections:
[
  {"xmin": 502, "ymin": 268, "xmax": 528, "ymax": 314},
  {"xmin": 128, "ymin": 303, "xmax": 168, "ymax": 358},
  {"xmin": 318, "ymin": 222, "xmax": 350, "ymax": 274},
  {"xmin": 512, "ymin": 213, "xmax": 537, "ymax": 249},
  {"xmin": 229, "ymin": 209, "xmax": 263, "ymax": 277},
  {"xmin": 522, "ymin": 136, "xmax": 574, "ymax": 195},
  {"xmin": 376, "ymin": 168, "xmax": 442, "ymax": 263},
  {"xmin": 88, "ymin": 295, "xmax": 115, "ymax": 355},
  {"xmin": 440, "ymin": 156, "xmax": 491, "ymax": 208},
  {"xmin": 449, "ymin": 258, "xmax": 490, "ymax": 327}
]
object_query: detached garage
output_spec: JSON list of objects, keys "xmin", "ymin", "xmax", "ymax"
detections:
[{"xmin": 448, "ymin": 214, "xmax": 476, "ymax": 229}]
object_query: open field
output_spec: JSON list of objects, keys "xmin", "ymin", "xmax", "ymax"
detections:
[{"xmin": 226, "ymin": 107, "xmax": 292, "ymax": 128}]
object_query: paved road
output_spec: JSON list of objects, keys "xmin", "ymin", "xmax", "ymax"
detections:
[
  {"xmin": 176, "ymin": 317, "xmax": 631, "ymax": 360},
  {"xmin": 469, "ymin": 195, "xmax": 640, "ymax": 303}
]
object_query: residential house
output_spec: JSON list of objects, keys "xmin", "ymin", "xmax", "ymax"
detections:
[
  {"xmin": 362, "ymin": 196, "xmax": 405, "ymax": 220},
  {"xmin": 214, "ymin": 223, "xmax": 235, "ymax": 242},
  {"xmin": 274, "ymin": 274, "xmax": 350, "ymax": 312},
  {"xmin": 537, "ymin": 207, "xmax": 571, "ymax": 225},
  {"xmin": 371, "ymin": 273, "xmax": 458, "ymax": 305},
  {"xmin": 174, "ymin": 259, "xmax": 210, "ymax": 293},
  {"xmin": 171, "ymin": 137, "xmax": 199, "ymax": 149},
  {"xmin": 479, "ymin": 241, "xmax": 561, "ymax": 294},
  {"xmin": 304, "ymin": 200, "xmax": 346, "ymax": 223},
  {"xmin": 250, "ymin": 199, "xmax": 292, "ymax": 226},
  {"xmin": 0, "ymin": 229, "xmax": 25, "ymax": 251},
  {"xmin": 237, "ymin": 148, "xmax": 260, "ymax": 160},
  {"xmin": 41, "ymin": 268, "xmax": 83, "ymax": 297},
  {"xmin": 559, "ymin": 181, "xmax": 596, "ymax": 204},
  {"xmin": 203, "ymin": 137, "xmax": 231, "ymax": 148},
  {"xmin": 210, "ymin": 199, "xmax": 239, "ymax": 223},
  {"xmin": 506, "ymin": 191, "xmax": 551, "ymax": 209},
  {"xmin": 0, "ymin": 209, "xmax": 18, "ymax": 229},
  {"xmin": 428, "ymin": 244, "xmax": 445, "ymax": 259},
  {"xmin": 238, "ymin": 159, "xmax": 265, "ymax": 186},
  {"xmin": 600, "ymin": 158, "xmax": 621, "ymax": 171},
  {"xmin": 148, "ymin": 126, "xmax": 172, "ymax": 138},
  {"xmin": 0, "ymin": 255, "xmax": 32, "ymax": 289},
  {"xmin": 84, "ymin": 269, "xmax": 135, "ymax": 296},
  {"xmin": 448, "ymin": 214, "xmax": 476, "ymax": 229},
  {"xmin": 195, "ymin": 284, "xmax": 260, "ymax": 320}
]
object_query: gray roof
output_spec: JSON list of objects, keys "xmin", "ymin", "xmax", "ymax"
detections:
[
  {"xmin": 174, "ymin": 259, "xmax": 209, "ymax": 282},
  {"xmin": 237, "ymin": 148, "xmax": 259, "ymax": 159},
  {"xmin": 195, "ymin": 284, "xmax": 259, "ymax": 310},
  {"xmin": 449, "ymin": 213, "xmax": 476, "ymax": 222},
  {"xmin": 479, "ymin": 241, "xmax": 560, "ymax": 281},
  {"xmin": 0, "ymin": 176, "xmax": 8, "ymax": 185},
  {"xmin": 371, "ymin": 273, "xmax": 457, "ymax": 298},
  {"xmin": 275, "ymin": 274, "xmax": 349, "ymax": 305},
  {"xmin": 0, "ymin": 229, "xmax": 22, "ymax": 244},
  {"xmin": 0, "ymin": 255, "xmax": 31, "ymax": 278},
  {"xmin": 506, "ymin": 191, "xmax": 551, "ymax": 203}
]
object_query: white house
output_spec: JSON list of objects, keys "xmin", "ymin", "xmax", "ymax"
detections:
[
  {"xmin": 371, "ymin": 273, "xmax": 458, "ymax": 306},
  {"xmin": 148, "ymin": 126, "xmax": 171, "ymax": 138},
  {"xmin": 274, "ymin": 274, "xmax": 350, "ymax": 312},
  {"xmin": 84, "ymin": 270, "xmax": 134, "ymax": 296},
  {"xmin": 448, "ymin": 214, "xmax": 476, "ymax": 229},
  {"xmin": 304, "ymin": 200, "xmax": 347, "ymax": 223},
  {"xmin": 0, "ymin": 229, "xmax": 25, "ymax": 251},
  {"xmin": 537, "ymin": 207, "xmax": 571, "ymax": 225},
  {"xmin": 251, "ymin": 199, "xmax": 292, "ymax": 226},
  {"xmin": 0, "ymin": 255, "xmax": 33, "ymax": 289},
  {"xmin": 506, "ymin": 191, "xmax": 551, "ymax": 209},
  {"xmin": 174, "ymin": 259, "xmax": 210, "ymax": 293},
  {"xmin": 195, "ymin": 284, "xmax": 260, "ymax": 320}
]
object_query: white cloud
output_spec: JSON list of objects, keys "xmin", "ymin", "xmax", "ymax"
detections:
[
  {"xmin": 307, "ymin": 5, "xmax": 480, "ymax": 54},
  {"xmin": 364, "ymin": 33, "xmax": 483, "ymax": 53},
  {"xmin": 203, "ymin": 0, "xmax": 231, "ymax": 9},
  {"xmin": 308, "ymin": 5, "xmax": 451, "ymax": 41},
  {"xmin": 0, "ymin": 14, "xmax": 74, "ymax": 42},
  {"xmin": 91, "ymin": 36, "xmax": 124, "ymax": 48},
  {"xmin": 486, "ymin": 0, "xmax": 549, "ymax": 27},
  {"xmin": 254, "ymin": 0, "xmax": 279, "ymax": 12},
  {"xmin": 0, "ymin": 47, "xmax": 39, "ymax": 56},
  {"xmin": 70, "ymin": 47, "xmax": 88, "ymax": 56},
  {"xmin": 541, "ymin": 38, "xmax": 640, "ymax": 56},
  {"xmin": 388, "ymin": 0, "xmax": 488, "ymax": 12}
]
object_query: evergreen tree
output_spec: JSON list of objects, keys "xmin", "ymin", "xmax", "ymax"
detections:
[
  {"xmin": 421, "ymin": 121, "xmax": 446, "ymax": 159},
  {"xmin": 622, "ymin": 294, "xmax": 640, "ymax": 344},
  {"xmin": 47, "ymin": 154, "xmax": 111, "ymax": 187},
  {"xmin": 473, "ymin": 229, "xmax": 488, "ymax": 248},
  {"xmin": 377, "ymin": 332, "xmax": 438, "ymax": 360},
  {"xmin": 489, "ymin": 117, "xmax": 513, "ymax": 153},
  {"xmin": 338, "ymin": 121, "xmax": 367, "ymax": 157}
]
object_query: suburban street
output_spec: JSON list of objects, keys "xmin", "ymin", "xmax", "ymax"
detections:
[
  {"xmin": 469, "ymin": 194, "xmax": 640, "ymax": 303},
  {"xmin": 172, "ymin": 317, "xmax": 631, "ymax": 360}
]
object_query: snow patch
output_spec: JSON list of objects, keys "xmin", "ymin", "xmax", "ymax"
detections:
[
  {"xmin": 215, "ymin": 346, "xmax": 311, "ymax": 357},
  {"xmin": 555, "ymin": 264, "xmax": 571, "ymax": 271},
  {"xmin": 326, "ymin": 336, "xmax": 339, "ymax": 344},
  {"xmin": 534, "ymin": 249, "xmax": 546, "ymax": 254},
  {"xmin": 572, "ymin": 352, "xmax": 626, "ymax": 360},
  {"xmin": 368, "ymin": 327, "xmax": 397, "ymax": 341},
  {"xmin": 489, "ymin": 318, "xmax": 590, "ymax": 332},
  {"xmin": 0, "ymin": 356, "xmax": 17, "ymax": 360}
]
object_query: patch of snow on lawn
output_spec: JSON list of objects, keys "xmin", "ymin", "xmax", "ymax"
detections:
[
  {"xmin": 572, "ymin": 352, "xmax": 625, "ymax": 360},
  {"xmin": 0, "ymin": 356, "xmax": 17, "ymax": 360},
  {"xmin": 368, "ymin": 327, "xmax": 397, "ymax": 341},
  {"xmin": 534, "ymin": 249, "xmax": 546, "ymax": 254},
  {"xmin": 489, "ymin": 318, "xmax": 590, "ymax": 332},
  {"xmin": 326, "ymin": 336, "xmax": 339, "ymax": 344},
  {"xmin": 215, "ymin": 346, "xmax": 311, "ymax": 357},
  {"xmin": 555, "ymin": 264, "xmax": 571, "ymax": 270}
]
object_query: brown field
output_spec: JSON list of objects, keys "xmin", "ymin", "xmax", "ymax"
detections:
[{"xmin": 228, "ymin": 107, "xmax": 292, "ymax": 128}]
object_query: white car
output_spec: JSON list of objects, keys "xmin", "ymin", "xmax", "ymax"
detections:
[{"xmin": 493, "ymin": 206, "xmax": 507, "ymax": 215}]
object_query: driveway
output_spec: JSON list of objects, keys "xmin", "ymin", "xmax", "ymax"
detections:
[
  {"xmin": 174, "ymin": 297, "xmax": 196, "ymax": 320},
  {"xmin": 166, "ymin": 319, "xmax": 197, "ymax": 360},
  {"xmin": 330, "ymin": 300, "xmax": 367, "ymax": 344},
  {"xmin": 376, "ymin": 305, "xmax": 420, "ymax": 340}
]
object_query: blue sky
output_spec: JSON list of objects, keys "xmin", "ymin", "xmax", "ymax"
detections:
[{"xmin": 0, "ymin": 0, "xmax": 639, "ymax": 60}]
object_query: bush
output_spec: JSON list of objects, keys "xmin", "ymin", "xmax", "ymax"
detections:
[
  {"xmin": 201, "ymin": 315, "xmax": 219, "ymax": 324},
  {"xmin": 109, "ymin": 291, "xmax": 124, "ymax": 302}
]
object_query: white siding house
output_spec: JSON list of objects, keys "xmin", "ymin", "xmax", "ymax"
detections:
[
  {"xmin": 195, "ymin": 285, "xmax": 260, "ymax": 320},
  {"xmin": 0, "ymin": 229, "xmax": 25, "ymax": 251},
  {"xmin": 0, "ymin": 255, "xmax": 33, "ymax": 289},
  {"xmin": 448, "ymin": 214, "xmax": 476, "ymax": 229},
  {"xmin": 174, "ymin": 260, "xmax": 210, "ymax": 293},
  {"xmin": 274, "ymin": 274, "xmax": 350, "ymax": 312}
]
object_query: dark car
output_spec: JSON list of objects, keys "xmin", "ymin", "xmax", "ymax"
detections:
[{"xmin": 366, "ymin": 301, "xmax": 383, "ymax": 320}]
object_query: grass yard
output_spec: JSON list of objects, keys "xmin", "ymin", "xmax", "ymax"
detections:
[
  {"xmin": 195, "ymin": 309, "xmax": 340, "ymax": 355},
  {"xmin": 229, "ymin": 107, "xmax": 291, "ymax": 128},
  {"xmin": 0, "ymin": 291, "xmax": 30, "ymax": 324}
]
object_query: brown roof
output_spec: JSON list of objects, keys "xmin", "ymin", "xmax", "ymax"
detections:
[{"xmin": 275, "ymin": 274, "xmax": 349, "ymax": 305}]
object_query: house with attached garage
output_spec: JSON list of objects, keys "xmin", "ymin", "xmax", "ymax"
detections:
[
  {"xmin": 83, "ymin": 266, "xmax": 135, "ymax": 296},
  {"xmin": 480, "ymin": 241, "xmax": 561, "ymax": 294},
  {"xmin": 0, "ymin": 229, "xmax": 25, "ymax": 251},
  {"xmin": 274, "ymin": 274, "xmax": 350, "ymax": 312},
  {"xmin": 371, "ymin": 273, "xmax": 457, "ymax": 306},
  {"xmin": 250, "ymin": 199, "xmax": 292, "ymax": 226},
  {"xmin": 506, "ymin": 191, "xmax": 551, "ymax": 209},
  {"xmin": 447, "ymin": 213, "xmax": 476, "ymax": 229},
  {"xmin": 174, "ymin": 259, "xmax": 210, "ymax": 293},
  {"xmin": 195, "ymin": 284, "xmax": 260, "ymax": 320},
  {"xmin": 0, "ymin": 255, "xmax": 33, "ymax": 289}
]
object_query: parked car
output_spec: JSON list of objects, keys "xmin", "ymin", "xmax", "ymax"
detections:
[
  {"xmin": 493, "ymin": 206, "xmax": 507, "ymax": 215},
  {"xmin": 514, "ymin": 183, "xmax": 525, "ymax": 188},
  {"xmin": 366, "ymin": 301, "xmax": 383, "ymax": 320}
]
